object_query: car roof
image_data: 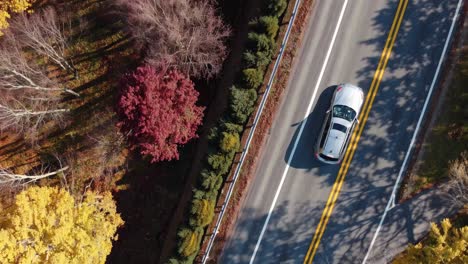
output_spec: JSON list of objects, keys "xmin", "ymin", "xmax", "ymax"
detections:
[{"xmin": 321, "ymin": 123, "xmax": 347, "ymax": 159}]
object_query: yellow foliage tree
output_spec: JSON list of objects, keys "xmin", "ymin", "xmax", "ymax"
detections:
[
  {"xmin": 393, "ymin": 218, "xmax": 468, "ymax": 264},
  {"xmin": 219, "ymin": 131, "xmax": 240, "ymax": 153},
  {"xmin": 0, "ymin": 186, "xmax": 124, "ymax": 264},
  {"xmin": 0, "ymin": 0, "xmax": 36, "ymax": 36},
  {"xmin": 190, "ymin": 198, "xmax": 215, "ymax": 227},
  {"xmin": 177, "ymin": 227, "xmax": 203, "ymax": 259}
]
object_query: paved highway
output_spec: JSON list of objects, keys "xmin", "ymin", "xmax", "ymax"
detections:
[{"xmin": 219, "ymin": 0, "xmax": 461, "ymax": 263}]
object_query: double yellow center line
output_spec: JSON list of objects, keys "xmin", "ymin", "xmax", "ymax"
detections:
[{"xmin": 303, "ymin": 0, "xmax": 408, "ymax": 263}]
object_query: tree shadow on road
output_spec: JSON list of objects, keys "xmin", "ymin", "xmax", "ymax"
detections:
[
  {"xmin": 219, "ymin": 200, "xmax": 325, "ymax": 264},
  {"xmin": 218, "ymin": 1, "xmax": 461, "ymax": 263},
  {"xmin": 350, "ymin": 0, "xmax": 459, "ymax": 179},
  {"xmin": 312, "ymin": 0, "xmax": 462, "ymax": 262}
]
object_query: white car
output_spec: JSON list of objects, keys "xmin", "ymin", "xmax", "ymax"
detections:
[{"xmin": 315, "ymin": 83, "xmax": 365, "ymax": 164}]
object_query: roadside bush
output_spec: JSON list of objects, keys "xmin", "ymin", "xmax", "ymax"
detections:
[
  {"xmin": 221, "ymin": 122, "xmax": 243, "ymax": 134},
  {"xmin": 220, "ymin": 132, "xmax": 240, "ymax": 153},
  {"xmin": 169, "ymin": 0, "xmax": 289, "ymax": 262},
  {"xmin": 176, "ymin": 227, "xmax": 203, "ymax": 259},
  {"xmin": 266, "ymin": 0, "xmax": 288, "ymax": 17},
  {"xmin": 207, "ymin": 152, "xmax": 235, "ymax": 175},
  {"xmin": 200, "ymin": 169, "xmax": 223, "ymax": 191},
  {"xmin": 243, "ymin": 68, "xmax": 264, "ymax": 89},
  {"xmin": 243, "ymin": 50, "xmax": 272, "ymax": 68},
  {"xmin": 248, "ymin": 32, "xmax": 276, "ymax": 52},
  {"xmin": 243, "ymin": 50, "xmax": 257, "ymax": 67},
  {"xmin": 189, "ymin": 199, "xmax": 215, "ymax": 227},
  {"xmin": 193, "ymin": 188, "xmax": 217, "ymax": 202},
  {"xmin": 258, "ymin": 16, "xmax": 280, "ymax": 38},
  {"xmin": 229, "ymin": 86, "xmax": 258, "ymax": 124}
]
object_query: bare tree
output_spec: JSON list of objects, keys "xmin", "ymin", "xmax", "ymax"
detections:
[
  {"xmin": 0, "ymin": 18, "xmax": 77, "ymax": 135},
  {"xmin": 117, "ymin": 0, "xmax": 231, "ymax": 79},
  {"xmin": 10, "ymin": 7, "xmax": 77, "ymax": 78},
  {"xmin": 0, "ymin": 165, "xmax": 69, "ymax": 186},
  {"xmin": 0, "ymin": 32, "xmax": 79, "ymax": 97},
  {"xmin": 444, "ymin": 152, "xmax": 468, "ymax": 207},
  {"xmin": 88, "ymin": 125, "xmax": 128, "ymax": 169},
  {"xmin": 0, "ymin": 92, "xmax": 69, "ymax": 134}
]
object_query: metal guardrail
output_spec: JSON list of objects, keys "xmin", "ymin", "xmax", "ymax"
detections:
[{"xmin": 201, "ymin": 0, "xmax": 303, "ymax": 262}]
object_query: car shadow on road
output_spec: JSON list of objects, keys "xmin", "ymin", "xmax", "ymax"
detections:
[{"xmin": 284, "ymin": 86, "xmax": 335, "ymax": 170}]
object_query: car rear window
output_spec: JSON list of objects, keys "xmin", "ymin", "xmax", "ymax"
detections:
[
  {"xmin": 319, "ymin": 153, "xmax": 339, "ymax": 162},
  {"xmin": 332, "ymin": 123, "xmax": 347, "ymax": 133}
]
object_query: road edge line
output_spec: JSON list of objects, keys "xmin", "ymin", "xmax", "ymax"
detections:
[
  {"xmin": 248, "ymin": 1, "xmax": 350, "ymax": 263},
  {"xmin": 361, "ymin": 0, "xmax": 463, "ymax": 262}
]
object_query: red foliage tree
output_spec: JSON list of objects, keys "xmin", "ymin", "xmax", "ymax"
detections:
[{"xmin": 117, "ymin": 65, "xmax": 204, "ymax": 162}]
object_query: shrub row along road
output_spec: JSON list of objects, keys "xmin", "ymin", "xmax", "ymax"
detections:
[{"xmin": 219, "ymin": 0, "xmax": 462, "ymax": 263}]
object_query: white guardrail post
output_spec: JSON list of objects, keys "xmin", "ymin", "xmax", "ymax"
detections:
[{"xmin": 201, "ymin": 0, "xmax": 302, "ymax": 263}]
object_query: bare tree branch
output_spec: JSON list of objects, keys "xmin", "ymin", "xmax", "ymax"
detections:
[
  {"xmin": 117, "ymin": 0, "xmax": 231, "ymax": 78},
  {"xmin": 0, "ymin": 33, "xmax": 79, "ymax": 97},
  {"xmin": 0, "ymin": 94, "xmax": 69, "ymax": 134},
  {"xmin": 10, "ymin": 7, "xmax": 77, "ymax": 78},
  {"xmin": 0, "ymin": 166, "xmax": 69, "ymax": 186},
  {"xmin": 0, "ymin": 16, "xmax": 77, "ymax": 135}
]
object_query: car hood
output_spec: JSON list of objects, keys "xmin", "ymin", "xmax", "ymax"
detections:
[{"xmin": 334, "ymin": 84, "xmax": 364, "ymax": 113}]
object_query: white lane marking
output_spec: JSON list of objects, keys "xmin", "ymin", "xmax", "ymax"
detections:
[
  {"xmin": 362, "ymin": 0, "xmax": 463, "ymax": 262},
  {"xmin": 249, "ymin": 1, "xmax": 349, "ymax": 263}
]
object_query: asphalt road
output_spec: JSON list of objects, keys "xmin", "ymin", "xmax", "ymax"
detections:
[
  {"xmin": 219, "ymin": 0, "xmax": 461, "ymax": 263},
  {"xmin": 364, "ymin": 185, "xmax": 460, "ymax": 263}
]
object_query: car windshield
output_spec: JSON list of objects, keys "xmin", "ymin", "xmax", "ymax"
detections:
[{"xmin": 333, "ymin": 105, "xmax": 356, "ymax": 122}]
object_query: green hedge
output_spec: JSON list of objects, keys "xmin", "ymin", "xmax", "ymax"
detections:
[
  {"xmin": 243, "ymin": 49, "xmax": 272, "ymax": 68},
  {"xmin": 229, "ymin": 86, "xmax": 258, "ymax": 123},
  {"xmin": 252, "ymin": 16, "xmax": 280, "ymax": 39},
  {"xmin": 168, "ymin": 227, "xmax": 204, "ymax": 264},
  {"xmin": 243, "ymin": 68, "xmax": 265, "ymax": 89},
  {"xmin": 267, "ymin": 0, "xmax": 288, "ymax": 17},
  {"xmin": 168, "ymin": 0, "xmax": 289, "ymax": 263},
  {"xmin": 200, "ymin": 169, "xmax": 223, "ymax": 191},
  {"xmin": 220, "ymin": 131, "xmax": 240, "ymax": 153},
  {"xmin": 189, "ymin": 199, "xmax": 215, "ymax": 227},
  {"xmin": 248, "ymin": 32, "xmax": 276, "ymax": 51}
]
